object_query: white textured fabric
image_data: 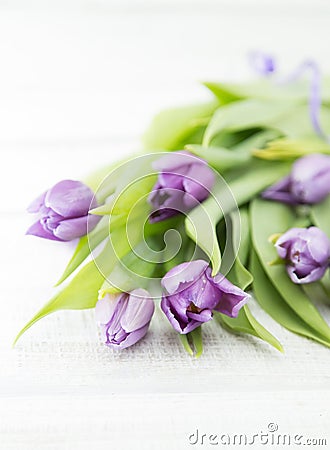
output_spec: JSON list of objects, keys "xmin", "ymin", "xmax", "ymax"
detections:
[{"xmin": 1, "ymin": 2, "xmax": 330, "ymax": 449}]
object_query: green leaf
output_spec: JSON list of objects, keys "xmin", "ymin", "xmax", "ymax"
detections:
[
  {"xmin": 227, "ymin": 256, "xmax": 253, "ymax": 291},
  {"xmin": 215, "ymin": 209, "xmax": 282, "ymax": 351},
  {"xmin": 272, "ymin": 105, "xmax": 330, "ymax": 139},
  {"xmin": 179, "ymin": 334, "xmax": 194, "ymax": 356},
  {"xmin": 55, "ymin": 218, "xmax": 109, "ymax": 285},
  {"xmin": 190, "ymin": 326, "xmax": 203, "ymax": 358},
  {"xmin": 251, "ymin": 249, "xmax": 330, "ymax": 348},
  {"xmin": 236, "ymin": 208, "xmax": 250, "ymax": 267},
  {"xmin": 302, "ymin": 282, "xmax": 330, "ymax": 304},
  {"xmin": 253, "ymin": 137, "xmax": 330, "ymax": 161},
  {"xmin": 203, "ymin": 98, "xmax": 299, "ymax": 146},
  {"xmin": 185, "ymin": 162, "xmax": 289, "ymax": 275},
  {"xmin": 215, "ymin": 305, "xmax": 283, "ymax": 352},
  {"xmin": 250, "ymin": 198, "xmax": 330, "ymax": 341},
  {"xmin": 186, "ymin": 144, "xmax": 250, "ymax": 172},
  {"xmin": 311, "ymin": 195, "xmax": 330, "ymax": 238},
  {"xmin": 98, "ymin": 239, "xmax": 160, "ymax": 297},
  {"xmin": 14, "ymin": 241, "xmax": 115, "ymax": 345},
  {"xmin": 204, "ymin": 78, "xmax": 330, "ymax": 103},
  {"xmin": 185, "ymin": 179, "xmax": 223, "ymax": 275},
  {"xmin": 142, "ymin": 101, "xmax": 218, "ymax": 150},
  {"xmin": 233, "ymin": 129, "xmax": 282, "ymax": 154},
  {"xmin": 223, "ymin": 160, "xmax": 290, "ymax": 197},
  {"xmin": 179, "ymin": 327, "xmax": 203, "ymax": 358}
]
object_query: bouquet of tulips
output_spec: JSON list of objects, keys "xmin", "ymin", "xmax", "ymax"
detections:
[{"xmin": 16, "ymin": 57, "xmax": 330, "ymax": 356}]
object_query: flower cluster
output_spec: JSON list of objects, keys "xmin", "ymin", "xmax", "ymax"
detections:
[
  {"xmin": 19, "ymin": 68, "xmax": 330, "ymax": 355},
  {"xmin": 25, "ymin": 152, "xmax": 247, "ymax": 351}
]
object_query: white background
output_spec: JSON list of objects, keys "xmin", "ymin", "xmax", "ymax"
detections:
[{"xmin": 1, "ymin": 1, "xmax": 330, "ymax": 449}]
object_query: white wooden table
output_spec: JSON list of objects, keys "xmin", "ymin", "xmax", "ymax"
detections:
[{"xmin": 1, "ymin": 1, "xmax": 330, "ymax": 449}]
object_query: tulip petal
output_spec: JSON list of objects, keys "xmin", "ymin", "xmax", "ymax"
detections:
[
  {"xmin": 161, "ymin": 260, "xmax": 209, "ymax": 295},
  {"xmin": 160, "ymin": 296, "xmax": 203, "ymax": 334},
  {"xmin": 287, "ymin": 264, "xmax": 328, "ymax": 284},
  {"xmin": 153, "ymin": 151, "xmax": 205, "ymax": 172},
  {"xmin": 26, "ymin": 220, "xmax": 63, "ymax": 241},
  {"xmin": 27, "ymin": 191, "xmax": 47, "ymax": 213},
  {"xmin": 114, "ymin": 324, "xmax": 149, "ymax": 349},
  {"xmin": 53, "ymin": 214, "xmax": 100, "ymax": 241},
  {"xmin": 120, "ymin": 289, "xmax": 155, "ymax": 333},
  {"xmin": 210, "ymin": 272, "xmax": 250, "ymax": 318},
  {"xmin": 275, "ymin": 227, "xmax": 305, "ymax": 259},
  {"xmin": 95, "ymin": 294, "xmax": 119, "ymax": 325},
  {"xmin": 182, "ymin": 163, "xmax": 215, "ymax": 207},
  {"xmin": 305, "ymin": 227, "xmax": 330, "ymax": 264},
  {"xmin": 45, "ymin": 180, "xmax": 97, "ymax": 218},
  {"xmin": 262, "ymin": 176, "xmax": 296, "ymax": 205},
  {"xmin": 289, "ymin": 154, "xmax": 330, "ymax": 204}
]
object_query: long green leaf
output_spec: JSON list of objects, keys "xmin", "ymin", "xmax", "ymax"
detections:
[
  {"xmin": 55, "ymin": 219, "xmax": 109, "ymax": 285},
  {"xmin": 253, "ymin": 137, "xmax": 330, "ymax": 161},
  {"xmin": 14, "ymin": 242, "xmax": 115, "ymax": 345},
  {"xmin": 203, "ymin": 98, "xmax": 299, "ymax": 146},
  {"xmin": 190, "ymin": 327, "xmax": 203, "ymax": 358},
  {"xmin": 185, "ymin": 162, "xmax": 289, "ymax": 274},
  {"xmin": 311, "ymin": 195, "xmax": 330, "ymax": 238},
  {"xmin": 179, "ymin": 334, "xmax": 194, "ymax": 356},
  {"xmin": 216, "ymin": 208, "xmax": 282, "ymax": 351},
  {"xmin": 186, "ymin": 144, "xmax": 250, "ymax": 172},
  {"xmin": 272, "ymin": 105, "xmax": 330, "ymax": 139},
  {"xmin": 185, "ymin": 179, "xmax": 223, "ymax": 275},
  {"xmin": 98, "ymin": 239, "xmax": 161, "ymax": 297},
  {"xmin": 251, "ymin": 250, "xmax": 330, "ymax": 348},
  {"xmin": 236, "ymin": 208, "xmax": 250, "ymax": 267},
  {"xmin": 215, "ymin": 305, "xmax": 283, "ymax": 353},
  {"xmin": 142, "ymin": 101, "xmax": 218, "ymax": 150},
  {"xmin": 179, "ymin": 327, "xmax": 203, "ymax": 358},
  {"xmin": 204, "ymin": 78, "xmax": 330, "ymax": 103},
  {"xmin": 251, "ymin": 198, "xmax": 330, "ymax": 341}
]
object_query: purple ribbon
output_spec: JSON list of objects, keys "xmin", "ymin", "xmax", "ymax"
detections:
[{"xmin": 249, "ymin": 51, "xmax": 328, "ymax": 142}]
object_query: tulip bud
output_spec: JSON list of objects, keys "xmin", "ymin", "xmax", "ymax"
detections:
[
  {"xmin": 148, "ymin": 151, "xmax": 215, "ymax": 223},
  {"xmin": 262, "ymin": 153, "xmax": 330, "ymax": 205},
  {"xmin": 275, "ymin": 227, "xmax": 330, "ymax": 284},
  {"xmin": 26, "ymin": 180, "xmax": 100, "ymax": 241},
  {"xmin": 161, "ymin": 260, "xmax": 249, "ymax": 334},
  {"xmin": 95, "ymin": 289, "xmax": 155, "ymax": 349}
]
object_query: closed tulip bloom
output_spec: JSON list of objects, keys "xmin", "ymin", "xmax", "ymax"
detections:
[
  {"xmin": 262, "ymin": 154, "xmax": 330, "ymax": 205},
  {"xmin": 95, "ymin": 289, "xmax": 155, "ymax": 349},
  {"xmin": 26, "ymin": 180, "xmax": 100, "ymax": 241},
  {"xmin": 148, "ymin": 151, "xmax": 215, "ymax": 223},
  {"xmin": 275, "ymin": 227, "xmax": 330, "ymax": 284},
  {"xmin": 161, "ymin": 260, "xmax": 249, "ymax": 334}
]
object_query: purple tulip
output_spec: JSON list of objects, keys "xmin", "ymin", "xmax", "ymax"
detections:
[
  {"xmin": 275, "ymin": 227, "xmax": 330, "ymax": 284},
  {"xmin": 160, "ymin": 260, "xmax": 249, "ymax": 334},
  {"xmin": 95, "ymin": 289, "xmax": 155, "ymax": 349},
  {"xmin": 26, "ymin": 180, "xmax": 100, "ymax": 241},
  {"xmin": 262, "ymin": 154, "xmax": 330, "ymax": 205},
  {"xmin": 148, "ymin": 151, "xmax": 215, "ymax": 223}
]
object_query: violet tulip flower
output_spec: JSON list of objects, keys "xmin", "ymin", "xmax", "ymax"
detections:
[
  {"xmin": 161, "ymin": 260, "xmax": 249, "ymax": 334},
  {"xmin": 275, "ymin": 227, "xmax": 330, "ymax": 284},
  {"xmin": 26, "ymin": 180, "xmax": 100, "ymax": 241},
  {"xmin": 95, "ymin": 289, "xmax": 155, "ymax": 349},
  {"xmin": 148, "ymin": 151, "xmax": 215, "ymax": 223},
  {"xmin": 263, "ymin": 153, "xmax": 330, "ymax": 205}
]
